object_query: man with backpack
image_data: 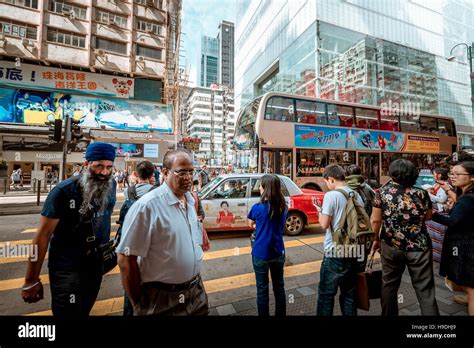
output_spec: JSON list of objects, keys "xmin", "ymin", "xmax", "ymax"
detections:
[
  {"xmin": 315, "ymin": 164, "xmax": 372, "ymax": 316},
  {"xmin": 345, "ymin": 164, "xmax": 375, "ymax": 216},
  {"xmin": 197, "ymin": 164, "xmax": 209, "ymax": 190},
  {"xmin": 119, "ymin": 160, "xmax": 157, "ymax": 316}
]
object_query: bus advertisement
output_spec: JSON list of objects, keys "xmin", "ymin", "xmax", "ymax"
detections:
[{"xmin": 234, "ymin": 92, "xmax": 458, "ymax": 191}]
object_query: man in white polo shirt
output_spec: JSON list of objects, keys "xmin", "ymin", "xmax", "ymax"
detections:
[{"xmin": 116, "ymin": 149, "xmax": 208, "ymax": 316}]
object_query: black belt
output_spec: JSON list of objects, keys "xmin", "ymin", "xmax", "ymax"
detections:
[{"xmin": 144, "ymin": 274, "xmax": 200, "ymax": 292}]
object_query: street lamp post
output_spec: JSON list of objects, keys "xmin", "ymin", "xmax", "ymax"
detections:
[{"xmin": 448, "ymin": 42, "xmax": 474, "ymax": 116}]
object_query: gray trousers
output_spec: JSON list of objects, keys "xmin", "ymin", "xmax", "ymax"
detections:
[{"xmin": 380, "ymin": 241, "xmax": 439, "ymax": 316}]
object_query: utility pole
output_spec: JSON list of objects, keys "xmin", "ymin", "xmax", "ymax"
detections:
[
  {"xmin": 210, "ymin": 88, "xmax": 215, "ymax": 163},
  {"xmin": 61, "ymin": 114, "xmax": 71, "ymax": 181}
]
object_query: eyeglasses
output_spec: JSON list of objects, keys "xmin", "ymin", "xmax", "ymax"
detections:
[
  {"xmin": 172, "ymin": 170, "xmax": 195, "ymax": 178},
  {"xmin": 448, "ymin": 172, "xmax": 471, "ymax": 177}
]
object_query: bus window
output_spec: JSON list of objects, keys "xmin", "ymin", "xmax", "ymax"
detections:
[
  {"xmin": 380, "ymin": 113, "xmax": 399, "ymax": 131},
  {"xmin": 328, "ymin": 151, "xmax": 355, "ymax": 167},
  {"xmin": 400, "ymin": 114, "xmax": 420, "ymax": 133},
  {"xmin": 420, "ymin": 116, "xmax": 439, "ymax": 135},
  {"xmin": 296, "ymin": 149, "xmax": 326, "ymax": 177},
  {"xmin": 437, "ymin": 118, "xmax": 455, "ymax": 136},
  {"xmin": 355, "ymin": 108, "xmax": 379, "ymax": 129},
  {"xmin": 296, "ymin": 100, "xmax": 327, "ymax": 125},
  {"xmin": 265, "ymin": 96, "xmax": 294, "ymax": 122},
  {"xmin": 327, "ymin": 104, "xmax": 353, "ymax": 127}
]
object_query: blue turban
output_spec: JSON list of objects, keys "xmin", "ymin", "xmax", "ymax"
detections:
[{"xmin": 85, "ymin": 142, "xmax": 116, "ymax": 162}]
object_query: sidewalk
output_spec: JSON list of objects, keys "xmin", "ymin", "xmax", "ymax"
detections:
[{"xmin": 210, "ymin": 263, "xmax": 469, "ymax": 316}]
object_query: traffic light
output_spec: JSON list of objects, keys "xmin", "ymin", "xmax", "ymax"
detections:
[
  {"xmin": 46, "ymin": 119, "xmax": 62, "ymax": 142},
  {"xmin": 70, "ymin": 118, "xmax": 83, "ymax": 143}
]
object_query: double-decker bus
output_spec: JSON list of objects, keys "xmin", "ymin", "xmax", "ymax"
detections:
[{"xmin": 233, "ymin": 92, "xmax": 458, "ymax": 191}]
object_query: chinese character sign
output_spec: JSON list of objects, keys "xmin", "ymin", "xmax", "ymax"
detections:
[{"xmin": 0, "ymin": 61, "xmax": 134, "ymax": 98}]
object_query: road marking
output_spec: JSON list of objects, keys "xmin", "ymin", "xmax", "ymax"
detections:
[
  {"xmin": 0, "ymin": 235, "xmax": 326, "ymax": 289},
  {"xmin": 27, "ymin": 260, "xmax": 325, "ymax": 316},
  {"xmin": 21, "ymin": 224, "xmax": 119, "ymax": 234}
]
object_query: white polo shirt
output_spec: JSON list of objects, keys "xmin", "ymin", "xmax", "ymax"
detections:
[{"xmin": 116, "ymin": 182, "xmax": 203, "ymax": 284}]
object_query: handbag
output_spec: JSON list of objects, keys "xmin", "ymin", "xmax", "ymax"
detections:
[{"xmin": 356, "ymin": 250, "xmax": 382, "ymax": 311}]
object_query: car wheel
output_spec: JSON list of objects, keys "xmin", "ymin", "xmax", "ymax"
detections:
[{"xmin": 285, "ymin": 212, "xmax": 305, "ymax": 236}]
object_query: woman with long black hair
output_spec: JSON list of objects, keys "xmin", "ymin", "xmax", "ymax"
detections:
[
  {"xmin": 247, "ymin": 174, "xmax": 288, "ymax": 316},
  {"xmin": 432, "ymin": 161, "xmax": 474, "ymax": 315}
]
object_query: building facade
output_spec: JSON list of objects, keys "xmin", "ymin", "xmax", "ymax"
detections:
[
  {"xmin": 235, "ymin": 0, "xmax": 474, "ymax": 146},
  {"xmin": 0, "ymin": 0, "xmax": 182, "ymax": 183},
  {"xmin": 217, "ymin": 20, "xmax": 234, "ymax": 88},
  {"xmin": 185, "ymin": 86, "xmax": 235, "ymax": 166},
  {"xmin": 199, "ymin": 35, "xmax": 219, "ymax": 88}
]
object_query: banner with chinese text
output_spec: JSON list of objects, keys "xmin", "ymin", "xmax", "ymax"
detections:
[{"xmin": 0, "ymin": 61, "xmax": 134, "ymax": 98}]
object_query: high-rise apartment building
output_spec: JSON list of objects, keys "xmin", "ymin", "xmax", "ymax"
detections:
[
  {"xmin": 235, "ymin": 0, "xmax": 474, "ymax": 146},
  {"xmin": 0, "ymin": 0, "xmax": 182, "ymax": 182},
  {"xmin": 185, "ymin": 86, "xmax": 235, "ymax": 165}
]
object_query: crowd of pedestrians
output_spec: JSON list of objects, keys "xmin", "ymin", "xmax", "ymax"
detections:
[{"xmin": 20, "ymin": 142, "xmax": 474, "ymax": 317}]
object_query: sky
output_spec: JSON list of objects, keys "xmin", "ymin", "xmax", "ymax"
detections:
[{"xmin": 181, "ymin": 0, "xmax": 236, "ymax": 87}]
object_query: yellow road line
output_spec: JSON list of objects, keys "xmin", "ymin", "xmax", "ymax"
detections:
[
  {"xmin": 0, "ymin": 236, "xmax": 325, "ymax": 290},
  {"xmin": 21, "ymin": 225, "xmax": 119, "ymax": 234},
  {"xmin": 0, "ymin": 232, "xmax": 118, "ymax": 265},
  {"xmin": 27, "ymin": 260, "xmax": 325, "ymax": 316}
]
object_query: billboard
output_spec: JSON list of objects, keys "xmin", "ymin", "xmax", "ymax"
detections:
[
  {"xmin": 108, "ymin": 143, "xmax": 144, "ymax": 157},
  {"xmin": 0, "ymin": 61, "xmax": 134, "ymax": 98},
  {"xmin": 144, "ymin": 144, "xmax": 159, "ymax": 158},
  {"xmin": 0, "ymin": 88, "xmax": 173, "ymax": 132},
  {"xmin": 294, "ymin": 125, "xmax": 440, "ymax": 153}
]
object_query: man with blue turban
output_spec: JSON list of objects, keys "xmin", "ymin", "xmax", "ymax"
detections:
[{"xmin": 22, "ymin": 142, "xmax": 117, "ymax": 317}]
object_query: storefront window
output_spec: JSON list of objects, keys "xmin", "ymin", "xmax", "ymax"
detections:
[
  {"xmin": 296, "ymin": 100, "xmax": 326, "ymax": 124},
  {"xmin": 328, "ymin": 151, "xmax": 355, "ymax": 167},
  {"xmin": 296, "ymin": 149, "xmax": 326, "ymax": 177},
  {"xmin": 265, "ymin": 97, "xmax": 294, "ymax": 122}
]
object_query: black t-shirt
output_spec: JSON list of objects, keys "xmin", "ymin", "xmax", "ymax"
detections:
[{"xmin": 41, "ymin": 177, "xmax": 116, "ymax": 271}]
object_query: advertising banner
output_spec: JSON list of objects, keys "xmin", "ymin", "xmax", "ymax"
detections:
[
  {"xmin": 0, "ymin": 88, "xmax": 173, "ymax": 132},
  {"xmin": 144, "ymin": 144, "xmax": 159, "ymax": 158},
  {"xmin": 108, "ymin": 143, "xmax": 144, "ymax": 157},
  {"xmin": 294, "ymin": 125, "xmax": 439, "ymax": 154},
  {"xmin": 0, "ymin": 61, "xmax": 134, "ymax": 98}
]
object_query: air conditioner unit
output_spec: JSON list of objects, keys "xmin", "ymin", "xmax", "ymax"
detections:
[
  {"xmin": 94, "ymin": 49, "xmax": 106, "ymax": 57},
  {"xmin": 69, "ymin": 10, "xmax": 76, "ymax": 20},
  {"xmin": 21, "ymin": 38, "xmax": 34, "ymax": 47},
  {"xmin": 137, "ymin": 56, "xmax": 145, "ymax": 62}
]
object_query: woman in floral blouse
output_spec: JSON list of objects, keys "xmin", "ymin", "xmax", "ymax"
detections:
[{"xmin": 370, "ymin": 159, "xmax": 439, "ymax": 316}]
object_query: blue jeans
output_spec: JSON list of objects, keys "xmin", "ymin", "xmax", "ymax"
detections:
[
  {"xmin": 317, "ymin": 256, "xmax": 358, "ymax": 316},
  {"xmin": 252, "ymin": 254, "xmax": 286, "ymax": 316}
]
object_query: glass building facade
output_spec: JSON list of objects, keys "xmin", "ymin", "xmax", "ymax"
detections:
[
  {"xmin": 235, "ymin": 0, "xmax": 474, "ymax": 145},
  {"xmin": 200, "ymin": 35, "xmax": 219, "ymax": 87}
]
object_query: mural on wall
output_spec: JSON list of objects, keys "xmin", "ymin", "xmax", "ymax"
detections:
[{"xmin": 0, "ymin": 88, "xmax": 173, "ymax": 132}]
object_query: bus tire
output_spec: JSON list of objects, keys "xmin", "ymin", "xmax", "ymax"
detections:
[
  {"xmin": 304, "ymin": 183, "xmax": 322, "ymax": 191},
  {"xmin": 285, "ymin": 212, "xmax": 305, "ymax": 236}
]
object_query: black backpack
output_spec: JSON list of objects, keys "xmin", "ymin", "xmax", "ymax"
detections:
[{"xmin": 116, "ymin": 185, "xmax": 157, "ymax": 236}]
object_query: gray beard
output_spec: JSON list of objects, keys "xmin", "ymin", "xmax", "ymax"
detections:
[{"xmin": 79, "ymin": 171, "xmax": 114, "ymax": 218}]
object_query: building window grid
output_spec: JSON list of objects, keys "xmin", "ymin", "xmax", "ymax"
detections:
[
  {"xmin": 0, "ymin": 19, "xmax": 37, "ymax": 40},
  {"xmin": 1, "ymin": 0, "xmax": 38, "ymax": 9},
  {"xmin": 136, "ymin": 45, "xmax": 162, "ymax": 60},
  {"xmin": 95, "ymin": 10, "xmax": 128, "ymax": 29},
  {"xmin": 49, "ymin": 0, "xmax": 87, "ymax": 20},
  {"xmin": 47, "ymin": 28, "xmax": 85, "ymax": 48},
  {"xmin": 136, "ymin": 19, "xmax": 162, "ymax": 35},
  {"xmin": 95, "ymin": 37, "xmax": 127, "ymax": 54}
]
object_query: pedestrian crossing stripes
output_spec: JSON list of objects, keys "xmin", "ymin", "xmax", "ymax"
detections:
[{"xmin": 0, "ymin": 236, "xmax": 326, "ymax": 290}]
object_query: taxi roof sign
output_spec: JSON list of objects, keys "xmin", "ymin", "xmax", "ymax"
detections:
[{"xmin": 419, "ymin": 169, "xmax": 432, "ymax": 175}]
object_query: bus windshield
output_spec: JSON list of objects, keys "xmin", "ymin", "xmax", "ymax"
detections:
[{"xmin": 233, "ymin": 97, "xmax": 262, "ymax": 150}]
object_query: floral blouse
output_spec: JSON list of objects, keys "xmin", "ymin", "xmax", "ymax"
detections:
[{"xmin": 373, "ymin": 182, "xmax": 432, "ymax": 252}]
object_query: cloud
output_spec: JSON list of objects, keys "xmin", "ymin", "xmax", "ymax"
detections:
[{"xmin": 180, "ymin": 0, "xmax": 236, "ymax": 88}]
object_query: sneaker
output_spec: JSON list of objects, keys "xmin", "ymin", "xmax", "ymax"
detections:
[{"xmin": 453, "ymin": 295, "xmax": 468, "ymax": 306}]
